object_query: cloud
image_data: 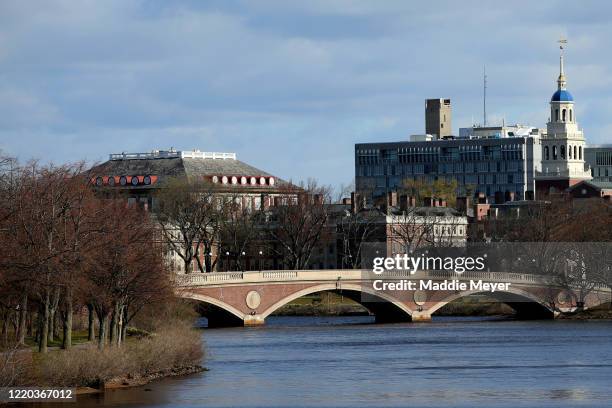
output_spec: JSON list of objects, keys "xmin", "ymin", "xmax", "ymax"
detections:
[{"xmin": 1, "ymin": 0, "xmax": 612, "ymax": 188}]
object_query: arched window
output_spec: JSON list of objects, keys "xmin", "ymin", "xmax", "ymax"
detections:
[
  {"xmin": 544, "ymin": 146, "xmax": 549, "ymax": 160},
  {"xmin": 569, "ymin": 109, "xmax": 573, "ymax": 122},
  {"xmin": 562, "ymin": 109, "xmax": 566, "ymax": 122},
  {"xmin": 553, "ymin": 145, "xmax": 557, "ymax": 160},
  {"xmin": 574, "ymin": 145, "xmax": 577, "ymax": 159},
  {"xmin": 568, "ymin": 145, "xmax": 572, "ymax": 159},
  {"xmin": 560, "ymin": 145, "xmax": 565, "ymax": 159},
  {"xmin": 555, "ymin": 109, "xmax": 559, "ymax": 122},
  {"xmin": 579, "ymin": 146, "xmax": 582, "ymax": 160}
]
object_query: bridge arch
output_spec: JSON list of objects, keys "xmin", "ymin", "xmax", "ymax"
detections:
[
  {"xmin": 428, "ymin": 287, "xmax": 555, "ymax": 319},
  {"xmin": 260, "ymin": 283, "xmax": 415, "ymax": 323},
  {"xmin": 179, "ymin": 291, "xmax": 247, "ymax": 327}
]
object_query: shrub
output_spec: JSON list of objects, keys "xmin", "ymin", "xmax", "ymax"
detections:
[
  {"xmin": 36, "ymin": 321, "xmax": 204, "ymax": 387},
  {"xmin": 0, "ymin": 346, "xmax": 34, "ymax": 387}
]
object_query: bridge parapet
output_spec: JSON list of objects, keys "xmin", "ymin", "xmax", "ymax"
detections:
[
  {"xmin": 174, "ymin": 269, "xmax": 550, "ymax": 288},
  {"xmin": 175, "ymin": 271, "xmax": 244, "ymax": 285},
  {"xmin": 262, "ymin": 271, "xmax": 299, "ymax": 280}
]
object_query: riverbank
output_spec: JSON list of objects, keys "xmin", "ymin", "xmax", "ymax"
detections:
[
  {"xmin": 74, "ymin": 364, "xmax": 206, "ymax": 394},
  {"xmin": 558, "ymin": 304, "xmax": 612, "ymax": 320},
  {"xmin": 274, "ymin": 294, "xmax": 612, "ymax": 319},
  {"xmin": 273, "ymin": 292, "xmax": 515, "ymax": 317},
  {"xmin": 2, "ymin": 300, "xmax": 206, "ymax": 391}
]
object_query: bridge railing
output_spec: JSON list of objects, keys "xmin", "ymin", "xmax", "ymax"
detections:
[
  {"xmin": 174, "ymin": 272, "xmax": 244, "ymax": 285},
  {"xmin": 173, "ymin": 268, "xmax": 549, "ymax": 287}
]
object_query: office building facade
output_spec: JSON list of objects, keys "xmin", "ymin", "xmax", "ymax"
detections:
[
  {"xmin": 355, "ymin": 136, "xmax": 540, "ymax": 203},
  {"xmin": 585, "ymin": 146, "xmax": 612, "ymax": 182}
]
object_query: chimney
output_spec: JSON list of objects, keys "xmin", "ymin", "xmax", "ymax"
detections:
[
  {"xmin": 494, "ymin": 191, "xmax": 504, "ymax": 204},
  {"xmin": 456, "ymin": 196, "xmax": 471, "ymax": 214},
  {"xmin": 350, "ymin": 192, "xmax": 366, "ymax": 213},
  {"xmin": 387, "ymin": 191, "xmax": 398, "ymax": 208},
  {"xmin": 399, "ymin": 195, "xmax": 408, "ymax": 211},
  {"xmin": 342, "ymin": 197, "xmax": 352, "ymax": 205},
  {"xmin": 474, "ymin": 203, "xmax": 491, "ymax": 221}
]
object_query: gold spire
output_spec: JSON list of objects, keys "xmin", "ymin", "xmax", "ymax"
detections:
[{"xmin": 557, "ymin": 38, "xmax": 567, "ymax": 90}]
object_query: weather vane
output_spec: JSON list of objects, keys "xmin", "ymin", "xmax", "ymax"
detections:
[{"xmin": 558, "ymin": 37, "xmax": 567, "ymax": 50}]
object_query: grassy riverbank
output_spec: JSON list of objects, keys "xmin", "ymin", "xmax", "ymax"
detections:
[
  {"xmin": 558, "ymin": 304, "xmax": 612, "ymax": 320},
  {"xmin": 33, "ymin": 322, "xmax": 203, "ymax": 389},
  {"xmin": 1, "ymin": 300, "xmax": 205, "ymax": 390},
  {"xmin": 273, "ymin": 292, "xmax": 369, "ymax": 316},
  {"xmin": 273, "ymin": 293, "xmax": 515, "ymax": 317}
]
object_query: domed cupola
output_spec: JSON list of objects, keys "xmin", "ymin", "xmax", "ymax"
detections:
[{"xmin": 551, "ymin": 89, "xmax": 574, "ymax": 103}]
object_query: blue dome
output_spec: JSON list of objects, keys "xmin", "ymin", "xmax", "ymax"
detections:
[{"xmin": 551, "ymin": 89, "xmax": 574, "ymax": 102}]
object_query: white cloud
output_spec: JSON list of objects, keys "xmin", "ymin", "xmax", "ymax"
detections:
[{"xmin": 1, "ymin": 0, "xmax": 612, "ymax": 187}]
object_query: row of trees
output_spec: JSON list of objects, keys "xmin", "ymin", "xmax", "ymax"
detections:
[
  {"xmin": 156, "ymin": 177, "xmax": 471, "ymax": 274},
  {"xmin": 480, "ymin": 196, "xmax": 612, "ymax": 310},
  {"xmin": 154, "ymin": 178, "xmax": 331, "ymax": 273},
  {"xmin": 0, "ymin": 155, "xmax": 170, "ymax": 352}
]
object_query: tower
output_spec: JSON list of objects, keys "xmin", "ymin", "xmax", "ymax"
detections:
[
  {"xmin": 425, "ymin": 98, "xmax": 451, "ymax": 138},
  {"xmin": 536, "ymin": 39, "xmax": 591, "ymax": 195}
]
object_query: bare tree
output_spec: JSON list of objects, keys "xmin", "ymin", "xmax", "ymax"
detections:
[
  {"xmin": 155, "ymin": 178, "xmax": 219, "ymax": 274},
  {"xmin": 264, "ymin": 180, "xmax": 330, "ymax": 270},
  {"xmin": 335, "ymin": 207, "xmax": 383, "ymax": 269},
  {"xmin": 84, "ymin": 200, "xmax": 171, "ymax": 349},
  {"xmin": 6, "ymin": 163, "xmax": 86, "ymax": 352},
  {"xmin": 217, "ymin": 194, "xmax": 259, "ymax": 272}
]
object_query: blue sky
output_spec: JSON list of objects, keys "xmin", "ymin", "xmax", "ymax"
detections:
[{"xmin": 1, "ymin": 1, "xmax": 611, "ymax": 189}]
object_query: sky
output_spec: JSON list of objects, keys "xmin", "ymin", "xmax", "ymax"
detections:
[{"xmin": 1, "ymin": 1, "xmax": 611, "ymax": 189}]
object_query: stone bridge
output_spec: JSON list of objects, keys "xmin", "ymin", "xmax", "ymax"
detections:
[{"xmin": 174, "ymin": 269, "xmax": 610, "ymax": 327}]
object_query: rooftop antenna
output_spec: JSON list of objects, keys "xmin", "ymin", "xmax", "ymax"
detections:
[{"xmin": 483, "ymin": 65, "xmax": 487, "ymax": 127}]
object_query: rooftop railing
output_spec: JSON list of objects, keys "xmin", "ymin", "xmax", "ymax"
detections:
[{"xmin": 109, "ymin": 150, "xmax": 236, "ymax": 161}]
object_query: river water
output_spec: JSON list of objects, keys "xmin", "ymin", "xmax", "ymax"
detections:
[{"xmin": 75, "ymin": 316, "xmax": 612, "ymax": 408}]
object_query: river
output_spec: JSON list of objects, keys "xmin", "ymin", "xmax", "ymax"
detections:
[{"xmin": 74, "ymin": 316, "xmax": 612, "ymax": 407}]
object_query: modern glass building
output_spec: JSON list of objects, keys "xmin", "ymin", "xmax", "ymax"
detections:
[{"xmin": 355, "ymin": 135, "xmax": 542, "ymax": 203}]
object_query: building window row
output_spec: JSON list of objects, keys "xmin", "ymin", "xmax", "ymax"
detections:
[
  {"xmin": 595, "ymin": 152, "xmax": 612, "ymax": 166},
  {"xmin": 544, "ymin": 145, "xmax": 581, "ymax": 161}
]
